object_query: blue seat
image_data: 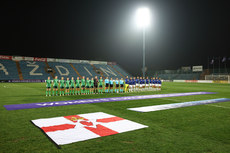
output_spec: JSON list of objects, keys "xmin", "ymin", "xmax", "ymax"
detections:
[
  {"xmin": 0, "ymin": 59, "xmax": 19, "ymax": 80},
  {"xmin": 0, "ymin": 59, "xmax": 133, "ymax": 81},
  {"xmin": 94, "ymin": 64, "xmax": 122, "ymax": 79},
  {"xmin": 20, "ymin": 61, "xmax": 50, "ymax": 80},
  {"xmin": 113, "ymin": 65, "xmax": 131, "ymax": 77},
  {"xmin": 47, "ymin": 62, "xmax": 78, "ymax": 79},
  {"xmin": 72, "ymin": 63, "xmax": 100, "ymax": 78}
]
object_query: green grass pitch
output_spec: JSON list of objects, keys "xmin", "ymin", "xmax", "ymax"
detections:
[{"xmin": 0, "ymin": 82, "xmax": 230, "ymax": 153}]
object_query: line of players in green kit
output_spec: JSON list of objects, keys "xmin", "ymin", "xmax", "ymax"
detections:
[{"xmin": 45, "ymin": 76, "xmax": 125, "ymax": 96}]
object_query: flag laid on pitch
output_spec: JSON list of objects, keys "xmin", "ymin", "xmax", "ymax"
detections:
[{"xmin": 31, "ymin": 112, "xmax": 148, "ymax": 145}]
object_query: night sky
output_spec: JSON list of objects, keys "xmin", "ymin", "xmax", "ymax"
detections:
[{"xmin": 1, "ymin": 0, "xmax": 230, "ymax": 75}]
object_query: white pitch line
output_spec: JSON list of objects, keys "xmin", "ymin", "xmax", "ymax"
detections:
[
  {"xmin": 207, "ymin": 104, "xmax": 230, "ymax": 109},
  {"xmin": 166, "ymin": 99, "xmax": 230, "ymax": 109}
]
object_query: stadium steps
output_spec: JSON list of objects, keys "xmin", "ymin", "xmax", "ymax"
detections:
[
  {"xmin": 69, "ymin": 63, "xmax": 82, "ymax": 78},
  {"xmin": 109, "ymin": 64, "xmax": 125, "ymax": 78},
  {"xmin": 90, "ymin": 64, "xmax": 105, "ymax": 79},
  {"xmin": 45, "ymin": 61, "xmax": 55, "ymax": 79},
  {"xmin": 15, "ymin": 61, "xmax": 23, "ymax": 80}
]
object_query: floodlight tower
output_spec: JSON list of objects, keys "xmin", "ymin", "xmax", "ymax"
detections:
[{"xmin": 135, "ymin": 7, "xmax": 150, "ymax": 77}]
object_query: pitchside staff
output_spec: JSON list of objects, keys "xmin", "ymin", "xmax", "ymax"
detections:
[{"xmin": 45, "ymin": 76, "xmax": 161, "ymax": 96}]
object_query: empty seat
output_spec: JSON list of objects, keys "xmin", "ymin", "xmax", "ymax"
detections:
[
  {"xmin": 20, "ymin": 61, "xmax": 51, "ymax": 80},
  {"xmin": 0, "ymin": 59, "xmax": 19, "ymax": 80}
]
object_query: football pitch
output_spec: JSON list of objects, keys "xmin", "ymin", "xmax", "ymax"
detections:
[{"xmin": 0, "ymin": 82, "xmax": 230, "ymax": 153}]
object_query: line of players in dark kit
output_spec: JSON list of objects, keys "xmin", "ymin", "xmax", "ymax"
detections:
[{"xmin": 124, "ymin": 76, "xmax": 162, "ymax": 92}]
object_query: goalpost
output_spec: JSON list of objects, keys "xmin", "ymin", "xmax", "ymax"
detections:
[{"xmin": 205, "ymin": 75, "xmax": 230, "ymax": 83}]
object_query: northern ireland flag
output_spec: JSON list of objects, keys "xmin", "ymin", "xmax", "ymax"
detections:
[{"xmin": 31, "ymin": 112, "xmax": 148, "ymax": 145}]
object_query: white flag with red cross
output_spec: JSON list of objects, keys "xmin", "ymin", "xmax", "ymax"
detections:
[{"xmin": 31, "ymin": 112, "xmax": 148, "ymax": 145}]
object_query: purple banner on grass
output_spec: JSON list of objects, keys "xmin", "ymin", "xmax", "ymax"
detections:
[{"xmin": 4, "ymin": 92, "xmax": 215, "ymax": 110}]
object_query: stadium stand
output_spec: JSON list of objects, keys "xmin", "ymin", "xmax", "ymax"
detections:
[
  {"xmin": 15, "ymin": 61, "xmax": 23, "ymax": 80},
  {"xmin": 71, "ymin": 63, "xmax": 100, "ymax": 78},
  {"xmin": 109, "ymin": 65, "xmax": 125, "ymax": 78},
  {"xmin": 69, "ymin": 63, "xmax": 82, "ymax": 78},
  {"xmin": 19, "ymin": 61, "xmax": 50, "ymax": 80},
  {"xmin": 110, "ymin": 64, "xmax": 131, "ymax": 77},
  {"xmin": 0, "ymin": 55, "xmax": 131, "ymax": 81},
  {"xmin": 47, "ymin": 62, "xmax": 78, "ymax": 79},
  {"xmin": 0, "ymin": 59, "xmax": 19, "ymax": 80},
  {"xmin": 2, "ymin": 55, "xmax": 229, "ymax": 82},
  {"xmin": 94, "ymin": 64, "xmax": 122, "ymax": 79}
]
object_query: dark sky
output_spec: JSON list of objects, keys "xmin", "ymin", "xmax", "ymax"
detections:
[{"xmin": 1, "ymin": 0, "xmax": 230, "ymax": 75}]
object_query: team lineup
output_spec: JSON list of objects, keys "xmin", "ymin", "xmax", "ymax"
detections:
[{"xmin": 45, "ymin": 76, "xmax": 162, "ymax": 96}]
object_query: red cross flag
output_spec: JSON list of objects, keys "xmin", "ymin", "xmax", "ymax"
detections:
[{"xmin": 32, "ymin": 112, "xmax": 148, "ymax": 145}]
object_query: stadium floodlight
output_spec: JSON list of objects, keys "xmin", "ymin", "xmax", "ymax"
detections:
[
  {"xmin": 135, "ymin": 7, "xmax": 151, "ymax": 77},
  {"xmin": 135, "ymin": 7, "xmax": 151, "ymax": 28}
]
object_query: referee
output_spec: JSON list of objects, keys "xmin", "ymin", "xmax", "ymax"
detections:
[{"xmin": 94, "ymin": 76, "xmax": 99, "ymax": 94}]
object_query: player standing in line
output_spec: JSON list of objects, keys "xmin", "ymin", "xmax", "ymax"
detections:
[
  {"xmin": 115, "ymin": 78, "xmax": 119, "ymax": 93},
  {"xmin": 139, "ymin": 77, "xmax": 143, "ymax": 91},
  {"xmin": 109, "ymin": 78, "xmax": 114, "ymax": 93},
  {"xmin": 98, "ymin": 77, "xmax": 103, "ymax": 94},
  {"xmin": 81, "ymin": 76, "xmax": 86, "ymax": 95},
  {"xmin": 157, "ymin": 77, "xmax": 160, "ymax": 90},
  {"xmin": 70, "ymin": 77, "xmax": 75, "ymax": 95},
  {"xmin": 133, "ymin": 77, "xmax": 136, "ymax": 92},
  {"xmin": 94, "ymin": 76, "xmax": 98, "ymax": 94},
  {"xmin": 152, "ymin": 77, "xmax": 156, "ymax": 90},
  {"xmin": 150, "ymin": 77, "xmax": 153, "ymax": 90},
  {"xmin": 52, "ymin": 76, "xmax": 59, "ymax": 96},
  {"xmin": 59, "ymin": 77, "xmax": 65, "ymax": 96},
  {"xmin": 85, "ymin": 77, "xmax": 90, "ymax": 94},
  {"xmin": 65, "ymin": 78, "xmax": 70, "ymax": 95},
  {"xmin": 125, "ymin": 76, "xmax": 129, "ymax": 83},
  {"xmin": 154, "ymin": 77, "xmax": 158, "ymax": 90},
  {"xmin": 129, "ymin": 77, "xmax": 133, "ymax": 92},
  {"xmin": 45, "ymin": 77, "xmax": 51, "ymax": 96},
  {"xmin": 135, "ymin": 77, "xmax": 139, "ymax": 92},
  {"xmin": 145, "ymin": 77, "xmax": 150, "ymax": 91},
  {"xmin": 90, "ymin": 78, "xmax": 94, "ymax": 94},
  {"xmin": 75, "ymin": 77, "xmax": 81, "ymax": 95},
  {"xmin": 158, "ymin": 78, "xmax": 162, "ymax": 90},
  {"xmin": 138, "ymin": 77, "xmax": 141, "ymax": 91},
  {"xmin": 142, "ymin": 77, "xmax": 146, "ymax": 91},
  {"xmin": 155, "ymin": 77, "xmax": 159, "ymax": 90},
  {"xmin": 125, "ymin": 76, "xmax": 129, "ymax": 93},
  {"xmin": 132, "ymin": 77, "xmax": 135, "ymax": 92},
  {"xmin": 119, "ymin": 78, "xmax": 124, "ymax": 93},
  {"xmin": 104, "ymin": 77, "xmax": 109, "ymax": 93}
]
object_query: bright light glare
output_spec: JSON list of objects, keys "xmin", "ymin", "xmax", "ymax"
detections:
[{"xmin": 135, "ymin": 7, "xmax": 151, "ymax": 28}]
